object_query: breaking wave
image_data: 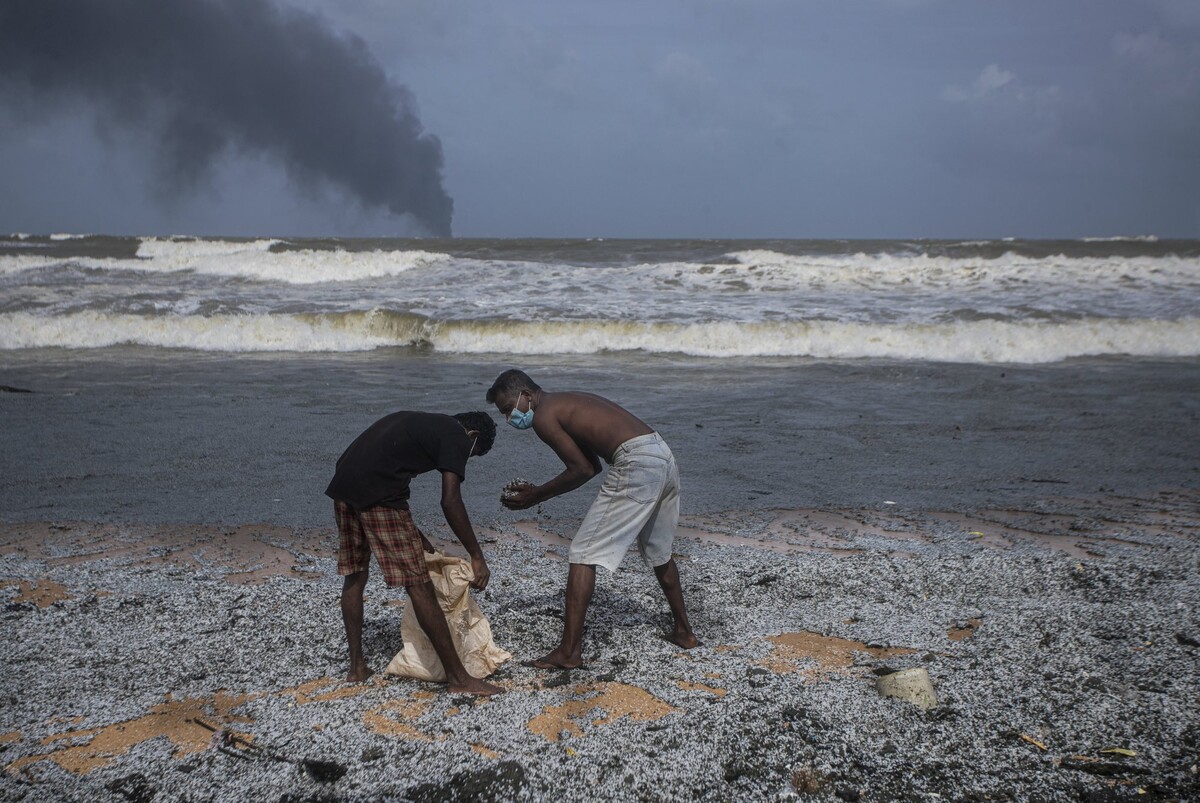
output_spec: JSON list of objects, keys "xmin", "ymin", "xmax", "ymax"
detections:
[
  {"xmin": 2, "ymin": 310, "xmax": 1196, "ymax": 363},
  {"xmin": 0, "ymin": 237, "xmax": 452, "ymax": 284}
]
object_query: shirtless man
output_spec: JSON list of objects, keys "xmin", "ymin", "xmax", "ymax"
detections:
[
  {"xmin": 325, "ymin": 409, "xmax": 502, "ymax": 695},
  {"xmin": 487, "ymin": 369, "xmax": 699, "ymax": 669}
]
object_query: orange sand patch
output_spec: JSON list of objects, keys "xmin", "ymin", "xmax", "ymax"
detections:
[
  {"xmin": 471, "ymin": 744, "xmax": 501, "ymax": 759},
  {"xmin": 528, "ymin": 682, "xmax": 675, "ymax": 742},
  {"xmin": 509, "ymin": 522, "xmax": 572, "ymax": 550},
  {"xmin": 987, "ymin": 496, "xmax": 1199, "ymax": 540},
  {"xmin": 676, "ymin": 681, "xmax": 727, "ymax": 697},
  {"xmin": 929, "ymin": 512, "xmax": 1127, "ymax": 559},
  {"xmin": 1, "ymin": 578, "xmax": 70, "ymax": 608},
  {"xmin": 949, "ymin": 618, "xmax": 984, "ymax": 641},
  {"xmin": 1, "ymin": 675, "xmax": 440, "ymax": 777},
  {"xmin": 0, "ymin": 522, "xmax": 326, "ymax": 585},
  {"xmin": 677, "ymin": 508, "xmax": 930, "ymax": 558},
  {"xmin": 761, "ymin": 631, "xmax": 915, "ymax": 679},
  {"xmin": 673, "ymin": 495, "xmax": 1197, "ymax": 561},
  {"xmin": 676, "ymin": 523, "xmax": 864, "ymax": 557},
  {"xmin": 770, "ymin": 509, "xmax": 931, "ymax": 547},
  {"xmin": 4, "ymin": 692, "xmax": 253, "ymax": 776},
  {"xmin": 396, "ymin": 523, "xmax": 566, "ymax": 561},
  {"xmin": 362, "ymin": 695, "xmax": 434, "ymax": 741},
  {"xmin": 280, "ymin": 676, "xmax": 381, "ymax": 705}
]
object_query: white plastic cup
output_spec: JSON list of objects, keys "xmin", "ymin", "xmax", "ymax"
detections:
[{"xmin": 876, "ymin": 667, "xmax": 938, "ymax": 709}]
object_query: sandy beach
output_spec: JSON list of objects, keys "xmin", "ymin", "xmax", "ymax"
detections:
[
  {"xmin": 2, "ymin": 496, "xmax": 1199, "ymax": 800},
  {"xmin": 2, "ymin": 351, "xmax": 1199, "ymax": 801}
]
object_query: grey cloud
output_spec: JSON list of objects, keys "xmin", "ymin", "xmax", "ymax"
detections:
[
  {"xmin": 0, "ymin": 0, "xmax": 453, "ymax": 236},
  {"xmin": 1113, "ymin": 28, "xmax": 1200, "ymax": 98},
  {"xmin": 1151, "ymin": 0, "xmax": 1200, "ymax": 28},
  {"xmin": 941, "ymin": 64, "xmax": 1018, "ymax": 103}
]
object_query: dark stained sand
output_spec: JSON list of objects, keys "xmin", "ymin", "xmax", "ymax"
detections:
[{"xmin": 2, "ymin": 493, "xmax": 1198, "ymax": 800}]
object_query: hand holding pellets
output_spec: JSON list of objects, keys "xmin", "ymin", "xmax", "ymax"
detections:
[{"xmin": 501, "ymin": 478, "xmax": 536, "ymax": 509}]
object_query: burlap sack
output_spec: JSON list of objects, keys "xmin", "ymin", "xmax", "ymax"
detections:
[{"xmin": 384, "ymin": 551, "xmax": 511, "ymax": 682}]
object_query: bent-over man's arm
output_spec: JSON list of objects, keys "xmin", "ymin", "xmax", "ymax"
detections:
[
  {"xmin": 439, "ymin": 470, "xmax": 490, "ymax": 590},
  {"xmin": 526, "ymin": 415, "xmax": 601, "ymax": 503}
]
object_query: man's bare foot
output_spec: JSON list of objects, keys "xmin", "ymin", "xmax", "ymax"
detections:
[
  {"xmin": 347, "ymin": 665, "xmax": 375, "ymax": 683},
  {"xmin": 524, "ymin": 650, "xmax": 583, "ymax": 670},
  {"xmin": 447, "ymin": 676, "xmax": 504, "ymax": 696},
  {"xmin": 664, "ymin": 629, "xmax": 701, "ymax": 649}
]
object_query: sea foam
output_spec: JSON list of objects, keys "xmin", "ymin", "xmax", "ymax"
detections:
[
  {"xmin": 718, "ymin": 250, "xmax": 1199, "ymax": 293},
  {"xmin": 0, "ymin": 239, "xmax": 452, "ymax": 284},
  {"xmin": 3, "ymin": 311, "xmax": 1196, "ymax": 363}
]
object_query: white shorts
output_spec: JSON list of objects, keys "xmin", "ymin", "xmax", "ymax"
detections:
[{"xmin": 568, "ymin": 433, "xmax": 679, "ymax": 574}]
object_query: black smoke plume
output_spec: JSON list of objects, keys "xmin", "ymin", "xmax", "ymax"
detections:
[{"xmin": 0, "ymin": 0, "xmax": 453, "ymax": 235}]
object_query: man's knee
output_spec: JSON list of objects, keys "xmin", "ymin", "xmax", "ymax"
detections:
[
  {"xmin": 405, "ymin": 578, "xmax": 435, "ymax": 600},
  {"xmin": 567, "ymin": 562, "xmax": 599, "ymax": 580},
  {"xmin": 342, "ymin": 570, "xmax": 369, "ymax": 592}
]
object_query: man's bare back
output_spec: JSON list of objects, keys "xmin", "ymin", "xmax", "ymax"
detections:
[
  {"xmin": 536, "ymin": 391, "xmax": 653, "ymax": 464},
  {"xmin": 491, "ymin": 389, "xmax": 653, "ymax": 510}
]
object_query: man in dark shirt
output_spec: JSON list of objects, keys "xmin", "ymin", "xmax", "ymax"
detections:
[{"xmin": 325, "ymin": 410, "xmax": 501, "ymax": 695}]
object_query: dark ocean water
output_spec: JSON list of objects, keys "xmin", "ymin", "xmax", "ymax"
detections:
[{"xmin": 2, "ymin": 347, "xmax": 1197, "ymax": 529}]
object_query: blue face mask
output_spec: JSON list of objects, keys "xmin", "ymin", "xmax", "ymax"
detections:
[{"xmin": 507, "ymin": 392, "xmax": 534, "ymax": 429}]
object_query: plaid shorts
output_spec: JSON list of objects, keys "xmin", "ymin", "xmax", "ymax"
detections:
[{"xmin": 335, "ymin": 501, "xmax": 429, "ymax": 587}]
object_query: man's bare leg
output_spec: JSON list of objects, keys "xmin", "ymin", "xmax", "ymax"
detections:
[
  {"xmin": 341, "ymin": 570, "xmax": 373, "ymax": 682},
  {"xmin": 407, "ymin": 580, "xmax": 502, "ymax": 695},
  {"xmin": 529, "ymin": 562, "xmax": 595, "ymax": 669},
  {"xmin": 654, "ymin": 558, "xmax": 700, "ymax": 648}
]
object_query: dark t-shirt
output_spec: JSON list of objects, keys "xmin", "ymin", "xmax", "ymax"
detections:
[{"xmin": 324, "ymin": 411, "xmax": 471, "ymax": 511}]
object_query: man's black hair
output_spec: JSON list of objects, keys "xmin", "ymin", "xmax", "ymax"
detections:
[
  {"xmin": 453, "ymin": 411, "xmax": 496, "ymax": 456},
  {"xmin": 485, "ymin": 369, "xmax": 541, "ymax": 404}
]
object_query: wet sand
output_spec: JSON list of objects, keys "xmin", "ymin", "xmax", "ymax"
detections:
[
  {"xmin": 3, "ymin": 351, "xmax": 1200, "ymax": 525},
  {"xmin": 2, "ymin": 492, "xmax": 1198, "ymax": 800}
]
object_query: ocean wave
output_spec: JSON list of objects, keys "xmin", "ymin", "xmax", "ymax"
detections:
[
  {"xmin": 48, "ymin": 233, "xmax": 92, "ymax": 240},
  {"xmin": 0, "ymin": 240, "xmax": 453, "ymax": 284},
  {"xmin": 0, "ymin": 255, "xmax": 64, "ymax": 273},
  {"xmin": 0, "ymin": 310, "xmax": 405, "ymax": 352},
  {"xmin": 717, "ymin": 250, "xmax": 1200, "ymax": 292},
  {"xmin": 132, "ymin": 236, "xmax": 456, "ymax": 283},
  {"xmin": 135, "ymin": 236, "xmax": 285, "ymax": 259},
  {"xmin": 3, "ymin": 238, "xmax": 1197, "ymax": 296},
  {"xmin": 2, "ymin": 311, "xmax": 1197, "ymax": 363}
]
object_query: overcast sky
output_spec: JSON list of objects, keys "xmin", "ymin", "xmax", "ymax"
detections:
[{"xmin": 2, "ymin": 0, "xmax": 1198, "ymax": 239}]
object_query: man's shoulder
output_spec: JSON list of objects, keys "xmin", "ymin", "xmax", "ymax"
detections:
[
  {"xmin": 411, "ymin": 411, "xmax": 457, "ymax": 424},
  {"xmin": 375, "ymin": 410, "xmax": 454, "ymax": 426},
  {"xmin": 363, "ymin": 410, "xmax": 457, "ymax": 438},
  {"xmin": 547, "ymin": 390, "xmax": 616, "ymax": 409}
]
